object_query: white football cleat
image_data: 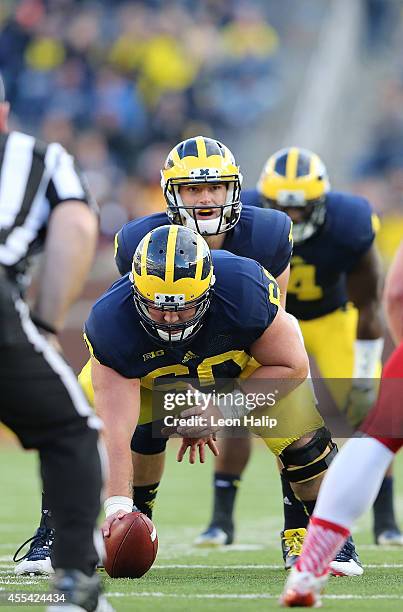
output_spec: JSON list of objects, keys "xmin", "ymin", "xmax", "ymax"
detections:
[
  {"xmin": 279, "ymin": 567, "xmax": 329, "ymax": 607},
  {"xmin": 329, "ymin": 536, "xmax": 363, "ymax": 577},
  {"xmin": 193, "ymin": 526, "xmax": 232, "ymax": 547},
  {"xmin": 376, "ymin": 529, "xmax": 403, "ymax": 546},
  {"xmin": 15, "ymin": 555, "xmax": 54, "ymax": 576},
  {"xmin": 14, "ymin": 526, "xmax": 55, "ymax": 575}
]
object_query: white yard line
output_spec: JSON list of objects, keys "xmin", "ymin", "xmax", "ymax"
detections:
[
  {"xmin": 358, "ymin": 544, "xmax": 403, "ymax": 551},
  {"xmin": 364, "ymin": 564, "xmax": 403, "ymax": 568},
  {"xmin": 1, "ymin": 563, "xmax": 403, "ymax": 573},
  {"xmin": 106, "ymin": 592, "xmax": 403, "ymax": 600},
  {"xmin": 3, "ymin": 542, "xmax": 401, "ymax": 559},
  {"xmin": 153, "ymin": 564, "xmax": 283, "ymax": 569},
  {"xmin": 0, "ymin": 580, "xmax": 38, "ymax": 585},
  {"xmin": 153, "ymin": 563, "xmax": 403, "ymax": 569}
]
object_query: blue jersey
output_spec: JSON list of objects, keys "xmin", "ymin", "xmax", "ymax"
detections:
[
  {"xmin": 84, "ymin": 250, "xmax": 279, "ymax": 389},
  {"xmin": 243, "ymin": 189, "xmax": 377, "ymax": 320},
  {"xmin": 115, "ymin": 205, "xmax": 292, "ymax": 279}
]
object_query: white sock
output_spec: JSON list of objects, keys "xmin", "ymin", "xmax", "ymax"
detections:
[{"xmin": 314, "ymin": 436, "xmax": 394, "ymax": 528}]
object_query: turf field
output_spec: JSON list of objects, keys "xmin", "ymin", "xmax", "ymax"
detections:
[{"xmin": 0, "ymin": 440, "xmax": 402, "ymax": 611}]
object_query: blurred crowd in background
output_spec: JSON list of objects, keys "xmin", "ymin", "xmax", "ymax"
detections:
[
  {"xmin": 353, "ymin": 0, "xmax": 403, "ymax": 265},
  {"xmin": 0, "ymin": 0, "xmax": 402, "ymax": 263},
  {"xmin": 0, "ymin": 0, "xmax": 286, "ymax": 236}
]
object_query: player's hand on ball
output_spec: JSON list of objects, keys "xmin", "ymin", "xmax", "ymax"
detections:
[
  {"xmin": 103, "ymin": 511, "xmax": 158, "ymax": 578},
  {"xmin": 177, "ymin": 435, "xmax": 219, "ymax": 464},
  {"xmin": 102, "ymin": 509, "xmax": 131, "ymax": 538}
]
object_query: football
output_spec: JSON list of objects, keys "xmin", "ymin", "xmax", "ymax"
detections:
[{"xmin": 104, "ymin": 512, "xmax": 158, "ymax": 578}]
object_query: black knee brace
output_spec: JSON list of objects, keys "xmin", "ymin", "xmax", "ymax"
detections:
[
  {"xmin": 280, "ymin": 427, "xmax": 338, "ymax": 483},
  {"xmin": 130, "ymin": 421, "xmax": 169, "ymax": 455}
]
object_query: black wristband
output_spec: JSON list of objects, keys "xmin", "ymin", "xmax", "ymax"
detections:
[{"xmin": 30, "ymin": 314, "xmax": 58, "ymax": 335}]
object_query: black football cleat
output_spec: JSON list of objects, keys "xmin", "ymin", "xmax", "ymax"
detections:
[{"xmin": 14, "ymin": 526, "xmax": 55, "ymax": 575}]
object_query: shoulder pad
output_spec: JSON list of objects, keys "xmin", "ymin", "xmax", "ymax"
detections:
[
  {"xmin": 325, "ymin": 192, "xmax": 376, "ymax": 254},
  {"xmin": 115, "ymin": 213, "xmax": 168, "ymax": 275},
  {"xmin": 242, "ymin": 188, "xmax": 263, "ymax": 207},
  {"xmin": 239, "ymin": 206, "xmax": 293, "ymax": 276},
  {"xmin": 213, "ymin": 251, "xmax": 279, "ymax": 334},
  {"xmin": 84, "ymin": 277, "xmax": 146, "ymax": 377}
]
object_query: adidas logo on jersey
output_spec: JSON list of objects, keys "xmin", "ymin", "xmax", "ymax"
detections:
[{"xmin": 182, "ymin": 351, "xmax": 198, "ymax": 363}]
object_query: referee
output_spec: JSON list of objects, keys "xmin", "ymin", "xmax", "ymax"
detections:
[{"xmin": 0, "ymin": 76, "xmax": 111, "ymax": 611}]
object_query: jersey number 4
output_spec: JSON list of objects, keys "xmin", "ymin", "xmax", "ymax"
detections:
[{"xmin": 288, "ymin": 257, "xmax": 323, "ymax": 301}]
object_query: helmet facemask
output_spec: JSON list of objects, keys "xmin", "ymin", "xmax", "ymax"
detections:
[
  {"xmin": 132, "ymin": 283, "xmax": 213, "ymax": 345},
  {"xmin": 263, "ymin": 194, "xmax": 326, "ymax": 243},
  {"xmin": 164, "ymin": 175, "xmax": 242, "ymax": 236},
  {"xmin": 161, "ymin": 136, "xmax": 243, "ymax": 236}
]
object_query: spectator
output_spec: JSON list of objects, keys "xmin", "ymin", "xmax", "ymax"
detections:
[{"xmin": 0, "ymin": 0, "xmax": 285, "ymax": 231}]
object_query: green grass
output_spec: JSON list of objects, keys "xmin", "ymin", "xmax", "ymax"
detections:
[{"xmin": 0, "ymin": 441, "xmax": 403, "ymax": 611}]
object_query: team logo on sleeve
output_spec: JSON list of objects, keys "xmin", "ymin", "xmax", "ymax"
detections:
[{"xmin": 288, "ymin": 221, "xmax": 294, "ymax": 245}]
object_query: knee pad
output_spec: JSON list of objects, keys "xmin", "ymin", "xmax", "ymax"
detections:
[
  {"xmin": 130, "ymin": 422, "xmax": 168, "ymax": 455},
  {"xmin": 279, "ymin": 427, "xmax": 338, "ymax": 483}
]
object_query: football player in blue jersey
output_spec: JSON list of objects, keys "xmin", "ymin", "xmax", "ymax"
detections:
[
  {"xmin": 242, "ymin": 147, "xmax": 402, "ymax": 556},
  {"xmin": 81, "ymin": 137, "xmax": 360, "ymax": 575},
  {"xmin": 84, "ymin": 225, "xmax": 316, "ymax": 537}
]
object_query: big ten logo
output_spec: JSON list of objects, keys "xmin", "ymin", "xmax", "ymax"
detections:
[{"xmin": 143, "ymin": 350, "xmax": 165, "ymax": 362}]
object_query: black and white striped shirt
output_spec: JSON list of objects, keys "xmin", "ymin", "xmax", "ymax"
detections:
[{"xmin": 0, "ymin": 131, "xmax": 97, "ymax": 269}]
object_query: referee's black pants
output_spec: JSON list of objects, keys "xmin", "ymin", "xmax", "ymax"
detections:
[{"xmin": 0, "ymin": 275, "xmax": 104, "ymax": 576}]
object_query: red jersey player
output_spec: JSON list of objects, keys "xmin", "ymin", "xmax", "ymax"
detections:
[{"xmin": 280, "ymin": 240, "xmax": 403, "ymax": 608}]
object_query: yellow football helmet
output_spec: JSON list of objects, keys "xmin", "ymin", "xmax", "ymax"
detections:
[
  {"xmin": 132, "ymin": 225, "xmax": 215, "ymax": 344},
  {"xmin": 257, "ymin": 147, "xmax": 330, "ymax": 243},
  {"xmin": 161, "ymin": 136, "xmax": 243, "ymax": 235}
]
